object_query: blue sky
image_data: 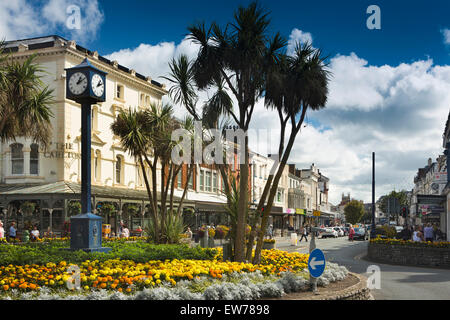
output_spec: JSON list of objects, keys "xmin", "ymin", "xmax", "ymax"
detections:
[
  {"xmin": 91, "ymin": 0, "xmax": 450, "ymax": 67},
  {"xmin": 2, "ymin": 0, "xmax": 450, "ymax": 204}
]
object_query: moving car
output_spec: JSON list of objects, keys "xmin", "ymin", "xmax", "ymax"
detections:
[
  {"xmin": 319, "ymin": 227, "xmax": 338, "ymax": 238},
  {"xmin": 351, "ymin": 227, "xmax": 368, "ymax": 241},
  {"xmin": 333, "ymin": 227, "xmax": 344, "ymax": 237}
]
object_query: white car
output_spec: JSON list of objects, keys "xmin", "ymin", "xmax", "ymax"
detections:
[
  {"xmin": 319, "ymin": 227, "xmax": 338, "ymax": 238},
  {"xmin": 333, "ymin": 227, "xmax": 345, "ymax": 237}
]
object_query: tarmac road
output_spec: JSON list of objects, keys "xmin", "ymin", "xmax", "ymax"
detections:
[{"xmin": 276, "ymin": 236, "xmax": 450, "ymax": 300}]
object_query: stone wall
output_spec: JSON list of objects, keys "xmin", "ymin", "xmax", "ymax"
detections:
[
  {"xmin": 309, "ymin": 273, "xmax": 372, "ymax": 300},
  {"xmin": 368, "ymin": 242, "xmax": 450, "ymax": 268}
]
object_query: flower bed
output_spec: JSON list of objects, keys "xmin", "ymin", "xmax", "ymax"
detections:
[
  {"xmin": 368, "ymin": 238, "xmax": 450, "ymax": 268},
  {"xmin": 0, "ymin": 247, "xmax": 349, "ymax": 300},
  {"xmin": 370, "ymin": 238, "xmax": 450, "ymax": 248}
]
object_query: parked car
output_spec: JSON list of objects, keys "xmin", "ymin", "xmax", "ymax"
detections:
[
  {"xmin": 333, "ymin": 227, "xmax": 344, "ymax": 237},
  {"xmin": 343, "ymin": 227, "xmax": 349, "ymax": 236},
  {"xmin": 319, "ymin": 227, "xmax": 338, "ymax": 238},
  {"xmin": 351, "ymin": 227, "xmax": 368, "ymax": 241}
]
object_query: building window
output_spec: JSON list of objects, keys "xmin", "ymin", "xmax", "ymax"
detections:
[
  {"xmin": 212, "ymin": 172, "xmax": 218, "ymax": 193},
  {"xmin": 95, "ymin": 150, "xmax": 101, "ymax": 182},
  {"xmin": 116, "ymin": 84, "xmax": 124, "ymax": 99},
  {"xmin": 205, "ymin": 171, "xmax": 211, "ymax": 192},
  {"xmin": 115, "ymin": 155, "xmax": 123, "ymax": 184},
  {"xmin": 11, "ymin": 143, "xmax": 24, "ymax": 175},
  {"xmin": 177, "ymin": 170, "xmax": 182, "ymax": 188},
  {"xmin": 145, "ymin": 96, "xmax": 150, "ymax": 107},
  {"xmin": 188, "ymin": 171, "xmax": 194, "ymax": 190},
  {"xmin": 30, "ymin": 143, "xmax": 39, "ymax": 175},
  {"xmin": 140, "ymin": 93, "xmax": 145, "ymax": 106},
  {"xmin": 199, "ymin": 170, "xmax": 204, "ymax": 191}
]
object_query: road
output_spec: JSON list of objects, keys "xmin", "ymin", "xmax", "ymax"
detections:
[{"xmin": 275, "ymin": 235, "xmax": 450, "ymax": 300}]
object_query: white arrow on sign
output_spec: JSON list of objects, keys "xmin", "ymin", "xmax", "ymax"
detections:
[{"xmin": 310, "ymin": 257, "xmax": 325, "ymax": 270}]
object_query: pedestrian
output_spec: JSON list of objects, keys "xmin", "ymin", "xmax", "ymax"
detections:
[
  {"xmin": 9, "ymin": 222, "xmax": 16, "ymax": 240},
  {"xmin": 400, "ymin": 225, "xmax": 412, "ymax": 241},
  {"xmin": 44, "ymin": 226, "xmax": 53, "ymax": 238},
  {"xmin": 186, "ymin": 227, "xmax": 193, "ymax": 239},
  {"xmin": 120, "ymin": 224, "xmax": 130, "ymax": 238},
  {"xmin": 267, "ymin": 224, "xmax": 273, "ymax": 239},
  {"xmin": 0, "ymin": 220, "xmax": 4, "ymax": 239},
  {"xmin": 423, "ymin": 223, "xmax": 434, "ymax": 242},
  {"xmin": 349, "ymin": 226, "xmax": 355, "ymax": 242},
  {"xmin": 30, "ymin": 226, "xmax": 40, "ymax": 241},
  {"xmin": 412, "ymin": 226, "xmax": 423, "ymax": 242},
  {"xmin": 136, "ymin": 225, "xmax": 143, "ymax": 237},
  {"xmin": 299, "ymin": 225, "xmax": 308, "ymax": 242}
]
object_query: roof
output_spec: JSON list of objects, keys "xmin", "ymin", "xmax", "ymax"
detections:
[
  {"xmin": 3, "ymin": 35, "xmax": 164, "ymax": 88},
  {"xmin": 0, "ymin": 181, "xmax": 187, "ymax": 202}
]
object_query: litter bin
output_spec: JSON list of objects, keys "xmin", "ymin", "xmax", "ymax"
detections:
[
  {"xmin": 223, "ymin": 242, "xmax": 232, "ymax": 261},
  {"xmin": 290, "ymin": 233, "xmax": 298, "ymax": 246}
]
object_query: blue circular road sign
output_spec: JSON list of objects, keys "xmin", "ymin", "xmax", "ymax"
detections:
[{"xmin": 308, "ymin": 248, "xmax": 326, "ymax": 278}]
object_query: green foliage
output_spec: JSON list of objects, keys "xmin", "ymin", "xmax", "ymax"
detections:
[
  {"xmin": 374, "ymin": 225, "xmax": 397, "ymax": 238},
  {"xmin": 0, "ymin": 241, "xmax": 218, "ymax": 266},
  {"xmin": 68, "ymin": 201, "xmax": 81, "ymax": 216},
  {"xmin": 378, "ymin": 190, "xmax": 408, "ymax": 215},
  {"xmin": 20, "ymin": 201, "xmax": 36, "ymax": 216},
  {"xmin": 99, "ymin": 202, "xmax": 117, "ymax": 216},
  {"xmin": 344, "ymin": 200, "xmax": 365, "ymax": 225}
]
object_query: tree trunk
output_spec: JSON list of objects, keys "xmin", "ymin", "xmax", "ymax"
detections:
[{"xmin": 234, "ymin": 134, "xmax": 249, "ymax": 262}]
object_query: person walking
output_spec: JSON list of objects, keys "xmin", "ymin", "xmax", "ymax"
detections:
[
  {"xmin": 9, "ymin": 222, "xmax": 16, "ymax": 240},
  {"xmin": 0, "ymin": 221, "xmax": 4, "ymax": 239},
  {"xmin": 299, "ymin": 225, "xmax": 308, "ymax": 242},
  {"xmin": 349, "ymin": 226, "xmax": 355, "ymax": 242},
  {"xmin": 267, "ymin": 224, "xmax": 273, "ymax": 239},
  {"xmin": 423, "ymin": 223, "xmax": 434, "ymax": 242}
]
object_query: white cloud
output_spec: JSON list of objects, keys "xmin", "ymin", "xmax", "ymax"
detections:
[
  {"xmin": 287, "ymin": 28, "xmax": 313, "ymax": 55},
  {"xmin": 105, "ymin": 27, "xmax": 450, "ymax": 205},
  {"xmin": 0, "ymin": 0, "xmax": 104, "ymax": 44},
  {"xmin": 441, "ymin": 28, "xmax": 450, "ymax": 45}
]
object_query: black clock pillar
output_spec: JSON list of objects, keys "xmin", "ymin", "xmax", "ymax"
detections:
[
  {"xmin": 81, "ymin": 102, "xmax": 92, "ymax": 215},
  {"xmin": 64, "ymin": 58, "xmax": 110, "ymax": 253}
]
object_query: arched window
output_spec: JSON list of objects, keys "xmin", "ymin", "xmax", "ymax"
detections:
[
  {"xmin": 11, "ymin": 143, "xmax": 24, "ymax": 175},
  {"xmin": 30, "ymin": 144, "xmax": 39, "ymax": 175},
  {"xmin": 116, "ymin": 155, "xmax": 123, "ymax": 184}
]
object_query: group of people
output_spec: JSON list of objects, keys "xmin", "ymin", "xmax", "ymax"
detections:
[
  {"xmin": 266, "ymin": 224, "xmax": 310, "ymax": 242},
  {"xmin": 0, "ymin": 221, "xmax": 55, "ymax": 241},
  {"xmin": 399, "ymin": 223, "xmax": 443, "ymax": 242}
]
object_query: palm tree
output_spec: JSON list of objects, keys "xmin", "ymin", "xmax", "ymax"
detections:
[
  {"xmin": 252, "ymin": 42, "xmax": 330, "ymax": 264},
  {"xmin": 0, "ymin": 44, "xmax": 54, "ymax": 147},
  {"xmin": 111, "ymin": 104, "xmax": 195, "ymax": 243},
  {"xmin": 186, "ymin": 1, "xmax": 283, "ymax": 262}
]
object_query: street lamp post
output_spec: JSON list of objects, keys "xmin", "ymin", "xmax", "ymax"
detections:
[{"xmin": 371, "ymin": 152, "xmax": 376, "ymax": 239}]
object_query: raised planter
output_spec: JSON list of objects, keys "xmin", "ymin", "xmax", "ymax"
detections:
[
  {"xmin": 368, "ymin": 242, "xmax": 450, "ymax": 268},
  {"xmin": 262, "ymin": 242, "xmax": 275, "ymax": 250}
]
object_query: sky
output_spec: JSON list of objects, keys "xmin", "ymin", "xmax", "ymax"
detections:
[{"xmin": 2, "ymin": 0, "xmax": 450, "ymax": 205}]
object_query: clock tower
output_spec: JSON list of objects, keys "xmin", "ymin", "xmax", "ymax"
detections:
[{"xmin": 65, "ymin": 58, "xmax": 110, "ymax": 253}]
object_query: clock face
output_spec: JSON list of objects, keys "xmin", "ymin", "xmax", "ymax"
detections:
[
  {"xmin": 91, "ymin": 73, "xmax": 104, "ymax": 97},
  {"xmin": 68, "ymin": 72, "xmax": 88, "ymax": 95}
]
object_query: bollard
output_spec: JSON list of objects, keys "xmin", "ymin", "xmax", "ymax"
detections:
[{"xmin": 290, "ymin": 233, "xmax": 298, "ymax": 246}]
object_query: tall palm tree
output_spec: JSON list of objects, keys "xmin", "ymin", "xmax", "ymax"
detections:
[
  {"xmin": 0, "ymin": 45, "xmax": 54, "ymax": 147},
  {"xmin": 186, "ymin": 1, "xmax": 284, "ymax": 262},
  {"xmin": 252, "ymin": 41, "xmax": 330, "ymax": 264}
]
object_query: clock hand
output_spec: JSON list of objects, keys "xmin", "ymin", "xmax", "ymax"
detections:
[
  {"xmin": 76, "ymin": 76, "xmax": 83, "ymax": 85},
  {"xmin": 97, "ymin": 80, "xmax": 103, "ymax": 87}
]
